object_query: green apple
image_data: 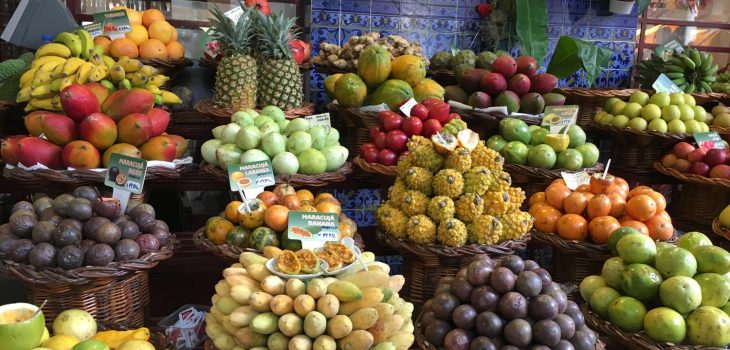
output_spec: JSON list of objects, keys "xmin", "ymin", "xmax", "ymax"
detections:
[
  {"xmin": 629, "ymin": 91, "xmax": 650, "ymax": 106},
  {"xmin": 622, "ymin": 102, "xmax": 643, "ymax": 119},
  {"xmin": 641, "ymin": 104, "xmax": 662, "ymax": 121},
  {"xmin": 684, "ymin": 93, "xmax": 696, "ymax": 106},
  {"xmin": 693, "ymin": 106, "xmax": 708, "ymax": 122},
  {"xmin": 700, "ymin": 122, "xmax": 710, "ymax": 132},
  {"xmin": 648, "ymin": 118, "xmax": 668, "ymax": 132},
  {"xmin": 627, "ymin": 117, "xmax": 648, "ymax": 130},
  {"xmin": 650, "ymin": 92, "xmax": 671, "ymax": 107},
  {"xmin": 662, "ymin": 105, "xmax": 681, "ymax": 121},
  {"xmin": 599, "ymin": 114, "xmax": 615, "ymax": 125},
  {"xmin": 685, "ymin": 120, "xmax": 702, "ymax": 133},
  {"xmin": 605, "ymin": 97, "xmax": 623, "ymax": 112},
  {"xmin": 611, "ymin": 115, "xmax": 630, "ymax": 128},
  {"xmin": 670, "ymin": 92, "xmax": 686, "ymax": 106},
  {"xmin": 594, "ymin": 111, "xmax": 608, "ymax": 123},
  {"xmin": 667, "ymin": 119, "xmax": 687, "ymax": 133},
  {"xmin": 679, "ymin": 104, "xmax": 695, "ymax": 121},
  {"xmin": 612, "ymin": 101, "xmax": 628, "ymax": 116}
]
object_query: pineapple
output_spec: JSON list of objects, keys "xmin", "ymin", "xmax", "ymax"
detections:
[
  {"xmin": 208, "ymin": 5, "xmax": 258, "ymax": 109},
  {"xmin": 254, "ymin": 10, "xmax": 303, "ymax": 109}
]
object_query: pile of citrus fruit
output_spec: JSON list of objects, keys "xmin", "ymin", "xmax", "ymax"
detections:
[
  {"xmin": 94, "ymin": 7, "xmax": 184, "ymax": 60},
  {"xmin": 529, "ymin": 173, "xmax": 674, "ymax": 244}
]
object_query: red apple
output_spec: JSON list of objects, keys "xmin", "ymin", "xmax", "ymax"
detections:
[
  {"xmin": 382, "ymin": 113, "xmax": 403, "ymax": 131},
  {"xmin": 410, "ymin": 104, "xmax": 429, "ymax": 120},
  {"xmin": 422, "ymin": 119, "xmax": 443, "ymax": 137},
  {"xmin": 361, "ymin": 145, "xmax": 379, "ymax": 163},
  {"xmin": 687, "ymin": 148, "xmax": 708, "ymax": 163},
  {"xmin": 673, "ymin": 142, "xmax": 695, "ymax": 159},
  {"xmin": 709, "ymin": 164, "xmax": 730, "ymax": 179},
  {"xmin": 379, "ymin": 111, "xmax": 400, "ymax": 123},
  {"xmin": 689, "ymin": 162, "xmax": 710, "ymax": 177},
  {"xmin": 377, "ymin": 148, "xmax": 398, "ymax": 166},
  {"xmin": 373, "ymin": 131, "xmax": 387, "ymax": 149},
  {"xmin": 360, "ymin": 143, "xmax": 377, "ymax": 155},
  {"xmin": 370, "ymin": 126, "xmax": 383, "ymax": 140},
  {"xmin": 402, "ymin": 116, "xmax": 423, "ymax": 136},
  {"xmin": 386, "ymin": 130, "xmax": 408, "ymax": 152},
  {"xmin": 704, "ymin": 148, "xmax": 728, "ymax": 167},
  {"xmin": 421, "ymin": 98, "xmax": 442, "ymax": 109},
  {"xmin": 445, "ymin": 112, "xmax": 460, "ymax": 124},
  {"xmin": 661, "ymin": 153, "xmax": 677, "ymax": 168},
  {"xmin": 428, "ymin": 102, "xmax": 451, "ymax": 124},
  {"xmin": 673, "ymin": 158, "xmax": 692, "ymax": 173}
]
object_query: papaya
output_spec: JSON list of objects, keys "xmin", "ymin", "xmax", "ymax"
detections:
[
  {"xmin": 366, "ymin": 79, "xmax": 414, "ymax": 111},
  {"xmin": 324, "ymin": 73, "xmax": 342, "ymax": 99},
  {"xmin": 334, "ymin": 73, "xmax": 367, "ymax": 108},
  {"xmin": 357, "ymin": 45, "xmax": 392, "ymax": 89},
  {"xmin": 413, "ymin": 78, "xmax": 444, "ymax": 102},
  {"xmin": 390, "ymin": 55, "xmax": 426, "ymax": 87},
  {"xmin": 295, "ymin": 249, "xmax": 320, "ymax": 274}
]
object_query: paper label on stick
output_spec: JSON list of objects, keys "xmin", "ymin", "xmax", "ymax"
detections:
[
  {"xmin": 693, "ymin": 131, "xmax": 726, "ymax": 149},
  {"xmin": 655, "ymin": 39, "xmax": 684, "ymax": 61},
  {"xmin": 287, "ymin": 211, "xmax": 339, "ymax": 249},
  {"xmin": 105, "ymin": 153, "xmax": 147, "ymax": 194},
  {"xmin": 474, "ymin": 106, "xmax": 509, "ymax": 115},
  {"xmin": 561, "ymin": 171, "xmax": 591, "ymax": 190},
  {"xmin": 224, "ymin": 6, "xmax": 244, "ymax": 22},
  {"xmin": 359, "ymin": 103, "xmax": 389, "ymax": 112},
  {"xmin": 228, "ymin": 160, "xmax": 275, "ymax": 199},
  {"xmin": 542, "ymin": 105, "xmax": 579, "ymax": 133},
  {"xmin": 83, "ymin": 23, "xmax": 103, "ymax": 38},
  {"xmin": 93, "ymin": 9, "xmax": 131, "ymax": 36},
  {"xmin": 652, "ymin": 74, "xmax": 682, "ymax": 94},
  {"xmin": 305, "ymin": 113, "xmax": 331, "ymax": 128},
  {"xmin": 399, "ymin": 98, "xmax": 417, "ymax": 116}
]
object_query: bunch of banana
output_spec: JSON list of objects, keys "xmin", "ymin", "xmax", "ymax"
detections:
[
  {"xmin": 99, "ymin": 55, "xmax": 181, "ymax": 105},
  {"xmin": 636, "ymin": 48, "xmax": 719, "ymax": 93},
  {"xmin": 710, "ymin": 71, "xmax": 730, "ymax": 94},
  {"xmin": 635, "ymin": 53, "xmax": 665, "ymax": 88},
  {"xmin": 35, "ymin": 28, "xmax": 94, "ymax": 60}
]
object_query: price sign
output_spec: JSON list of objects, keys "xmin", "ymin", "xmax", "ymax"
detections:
[
  {"xmin": 399, "ymin": 98, "xmax": 417, "ymax": 116},
  {"xmin": 542, "ymin": 105, "xmax": 579, "ymax": 133},
  {"xmin": 305, "ymin": 113, "xmax": 331, "ymax": 128},
  {"xmin": 652, "ymin": 74, "xmax": 682, "ymax": 94},
  {"xmin": 655, "ymin": 39, "xmax": 684, "ymax": 61},
  {"xmin": 228, "ymin": 160, "xmax": 275, "ymax": 198},
  {"xmin": 287, "ymin": 211, "xmax": 340, "ymax": 249},
  {"xmin": 224, "ymin": 6, "xmax": 244, "ymax": 22},
  {"xmin": 694, "ymin": 131, "xmax": 726, "ymax": 150},
  {"xmin": 83, "ymin": 23, "xmax": 103, "ymax": 38},
  {"xmin": 105, "ymin": 153, "xmax": 147, "ymax": 194},
  {"xmin": 561, "ymin": 171, "xmax": 591, "ymax": 190},
  {"xmin": 359, "ymin": 103, "xmax": 390, "ymax": 112},
  {"xmin": 93, "ymin": 10, "xmax": 131, "ymax": 38}
]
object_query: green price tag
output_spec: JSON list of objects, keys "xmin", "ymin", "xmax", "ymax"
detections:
[
  {"xmin": 83, "ymin": 23, "xmax": 103, "ymax": 38},
  {"xmin": 93, "ymin": 9, "xmax": 131, "ymax": 36},
  {"xmin": 542, "ymin": 105, "xmax": 579, "ymax": 133},
  {"xmin": 287, "ymin": 211, "xmax": 340, "ymax": 246},
  {"xmin": 228, "ymin": 160, "xmax": 275, "ymax": 193},
  {"xmin": 694, "ymin": 131, "xmax": 726, "ymax": 149},
  {"xmin": 104, "ymin": 153, "xmax": 147, "ymax": 194},
  {"xmin": 655, "ymin": 39, "xmax": 684, "ymax": 61}
]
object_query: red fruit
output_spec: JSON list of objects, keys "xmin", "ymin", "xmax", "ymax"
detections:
[
  {"xmin": 377, "ymin": 148, "xmax": 398, "ymax": 166},
  {"xmin": 428, "ymin": 102, "xmax": 451, "ymax": 124},
  {"xmin": 379, "ymin": 111, "xmax": 400, "ymax": 123},
  {"xmin": 290, "ymin": 39, "xmax": 309, "ymax": 64},
  {"xmin": 79, "ymin": 112, "xmax": 118, "ymax": 150},
  {"xmin": 402, "ymin": 116, "xmax": 423, "ymax": 136},
  {"xmin": 704, "ymin": 148, "xmax": 728, "ymax": 167},
  {"xmin": 360, "ymin": 143, "xmax": 377, "ymax": 154},
  {"xmin": 480, "ymin": 73, "xmax": 507, "ymax": 96},
  {"xmin": 530, "ymin": 73, "xmax": 559, "ymax": 94},
  {"xmin": 140, "ymin": 135, "xmax": 177, "ymax": 161},
  {"xmin": 0, "ymin": 135, "xmax": 24, "ymax": 165},
  {"xmin": 386, "ymin": 130, "xmax": 408, "ymax": 152},
  {"xmin": 399, "ymin": 151, "xmax": 410, "ymax": 159},
  {"xmin": 709, "ymin": 164, "xmax": 730, "ymax": 179},
  {"xmin": 445, "ymin": 113, "xmax": 460, "ymax": 124},
  {"xmin": 244, "ymin": 0, "xmax": 270, "ymax": 15},
  {"xmin": 422, "ymin": 119, "xmax": 443, "ymax": 137},
  {"xmin": 515, "ymin": 56, "xmax": 538, "ymax": 77},
  {"xmin": 373, "ymin": 131, "xmax": 387, "ymax": 149},
  {"xmin": 422, "ymin": 98, "xmax": 442, "ymax": 109},
  {"xmin": 673, "ymin": 158, "xmax": 691, "ymax": 173},
  {"xmin": 101, "ymin": 88, "xmax": 154, "ymax": 122},
  {"xmin": 16, "ymin": 137, "xmax": 63, "ymax": 169},
  {"xmin": 361, "ymin": 146, "xmax": 379, "ymax": 163},
  {"xmin": 689, "ymin": 162, "xmax": 710, "ymax": 176},
  {"xmin": 382, "ymin": 113, "xmax": 403, "ymax": 131},
  {"xmin": 507, "ymin": 74, "xmax": 532, "ymax": 96},
  {"xmin": 59, "ymin": 84, "xmax": 101, "ymax": 122},
  {"xmin": 84, "ymin": 82, "xmax": 111, "ymax": 105},
  {"xmin": 660, "ymin": 153, "xmax": 677, "ymax": 168},
  {"xmin": 166, "ymin": 134, "xmax": 188, "ymax": 158},
  {"xmin": 369, "ymin": 126, "xmax": 384, "ymax": 140},
  {"xmin": 687, "ymin": 148, "xmax": 707, "ymax": 163},
  {"xmin": 672, "ymin": 142, "xmax": 695, "ymax": 159},
  {"xmin": 117, "ymin": 113, "xmax": 152, "ymax": 146},
  {"xmin": 147, "ymin": 108, "xmax": 170, "ymax": 136},
  {"xmin": 410, "ymin": 104, "xmax": 429, "ymax": 120},
  {"xmin": 41, "ymin": 114, "xmax": 77, "ymax": 146},
  {"xmin": 24, "ymin": 111, "xmax": 51, "ymax": 136},
  {"xmin": 492, "ymin": 56, "xmax": 517, "ymax": 78},
  {"xmin": 62, "ymin": 140, "xmax": 101, "ymax": 169}
]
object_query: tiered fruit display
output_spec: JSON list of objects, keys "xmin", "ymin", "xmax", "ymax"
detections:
[
  {"xmin": 710, "ymin": 105, "xmax": 730, "ymax": 128},
  {"xmin": 0, "ymin": 304, "xmax": 157, "ymax": 350},
  {"xmin": 660, "ymin": 141, "xmax": 730, "ymax": 179},
  {"xmin": 488, "ymin": 118, "xmax": 599, "ymax": 171},
  {"xmin": 580, "ymin": 231, "xmax": 730, "ymax": 347},
  {"xmin": 636, "ymin": 48, "xmax": 719, "ymax": 93},
  {"xmin": 594, "ymin": 91, "xmax": 710, "ymax": 134},
  {"xmin": 205, "ymin": 185, "xmax": 357, "ymax": 251},
  {"xmin": 0, "ymin": 186, "xmax": 170, "ymax": 269},
  {"xmin": 17, "ymin": 28, "xmax": 182, "ymax": 111},
  {"xmin": 359, "ymin": 98, "xmax": 465, "ymax": 166},
  {"xmin": 205, "ymin": 251, "xmax": 415, "ymax": 350},
  {"xmin": 710, "ymin": 71, "xmax": 730, "ymax": 94},
  {"xmin": 429, "ymin": 49, "xmax": 512, "ymax": 71},
  {"xmin": 200, "ymin": 108, "xmax": 348, "ymax": 175},
  {"xmin": 376, "ymin": 130, "xmax": 533, "ymax": 246},
  {"xmin": 2, "ymin": 84, "xmax": 188, "ymax": 169},
  {"xmin": 313, "ymin": 32, "xmax": 428, "ymax": 70},
  {"xmin": 273, "ymin": 243, "xmax": 355, "ymax": 275},
  {"xmin": 420, "ymin": 255, "xmax": 601, "ymax": 350},
  {"xmin": 98, "ymin": 7, "xmax": 185, "ymax": 60},
  {"xmin": 529, "ymin": 174, "xmax": 674, "ymax": 243}
]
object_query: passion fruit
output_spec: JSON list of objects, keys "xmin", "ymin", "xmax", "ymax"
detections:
[
  {"xmin": 118, "ymin": 220, "xmax": 141, "ymax": 240},
  {"xmin": 85, "ymin": 244, "xmax": 115, "ymax": 266},
  {"xmin": 0, "ymin": 236, "xmax": 15, "ymax": 259},
  {"xmin": 95, "ymin": 222, "xmax": 122, "ymax": 245},
  {"xmin": 12, "ymin": 200, "xmax": 34, "ymax": 213},
  {"xmin": 471, "ymin": 286, "xmax": 500, "ymax": 313},
  {"xmin": 52, "ymin": 193, "xmax": 75, "ymax": 216},
  {"xmin": 515, "ymin": 271, "xmax": 543, "ymax": 297},
  {"xmin": 554, "ymin": 314, "xmax": 576, "ymax": 340},
  {"xmin": 52, "ymin": 223, "xmax": 82, "ymax": 247},
  {"xmin": 498, "ymin": 292, "xmax": 528, "ymax": 320},
  {"xmin": 72, "ymin": 186, "xmax": 100, "ymax": 202},
  {"xmin": 39, "ymin": 207, "xmax": 62, "ymax": 224},
  {"xmin": 29, "ymin": 243, "xmax": 57, "ymax": 268},
  {"xmin": 8, "ymin": 239, "xmax": 33, "ymax": 263},
  {"xmin": 424, "ymin": 319, "xmax": 451, "ymax": 347},
  {"xmin": 67, "ymin": 198, "xmax": 93, "ymax": 221},
  {"xmin": 153, "ymin": 220, "xmax": 169, "ymax": 231},
  {"xmin": 452, "ymin": 278, "xmax": 475, "ymax": 302},
  {"xmin": 129, "ymin": 203, "xmax": 156, "ymax": 218},
  {"xmin": 59, "ymin": 218, "xmax": 83, "ymax": 231},
  {"xmin": 490, "ymin": 267, "xmax": 517, "ymax": 294},
  {"xmin": 83, "ymin": 217, "xmax": 110, "ymax": 240},
  {"xmin": 57, "ymin": 245, "xmax": 84, "ymax": 269},
  {"xmin": 136, "ymin": 234, "xmax": 160, "ymax": 254},
  {"xmin": 432, "ymin": 292, "xmax": 460, "ymax": 319},
  {"xmin": 499, "ymin": 255, "xmax": 525, "ymax": 275},
  {"xmin": 131, "ymin": 211, "xmax": 156, "ymax": 233},
  {"xmin": 94, "ymin": 197, "xmax": 121, "ymax": 219},
  {"xmin": 114, "ymin": 239, "xmax": 141, "ymax": 261},
  {"xmin": 33, "ymin": 196, "xmax": 53, "ymax": 213},
  {"xmin": 80, "ymin": 239, "xmax": 95, "ymax": 254},
  {"xmin": 31, "ymin": 221, "xmax": 56, "ymax": 243},
  {"xmin": 475, "ymin": 311, "xmax": 503, "ymax": 337},
  {"xmin": 149, "ymin": 227, "xmax": 171, "ymax": 246},
  {"xmin": 112, "ymin": 214, "xmax": 131, "ymax": 225},
  {"xmin": 529, "ymin": 294, "xmax": 559, "ymax": 321},
  {"xmin": 9, "ymin": 211, "xmax": 37, "ymax": 238}
]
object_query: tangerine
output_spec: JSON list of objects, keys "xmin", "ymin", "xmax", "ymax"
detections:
[
  {"xmin": 148, "ymin": 20, "xmax": 175, "ymax": 45},
  {"xmin": 556, "ymin": 214, "xmax": 589, "ymax": 240},
  {"xmin": 139, "ymin": 38, "xmax": 168, "ymax": 59},
  {"xmin": 529, "ymin": 191, "xmax": 546, "ymax": 206},
  {"xmin": 608, "ymin": 193, "xmax": 627, "ymax": 217},
  {"xmin": 589, "ymin": 216, "xmax": 621, "ymax": 244},
  {"xmin": 93, "ymin": 36, "xmax": 111, "ymax": 55},
  {"xmin": 645, "ymin": 191, "xmax": 667, "ymax": 213},
  {"xmin": 314, "ymin": 192, "xmax": 336, "ymax": 205},
  {"xmin": 533, "ymin": 205, "xmax": 562, "ymax": 233},
  {"xmin": 125, "ymin": 24, "xmax": 149, "ymax": 46},
  {"xmin": 575, "ymin": 184, "xmax": 592, "ymax": 193},
  {"xmin": 529, "ymin": 202, "xmax": 549, "ymax": 216},
  {"xmin": 264, "ymin": 205, "xmax": 290, "ymax": 232},
  {"xmin": 166, "ymin": 41, "xmax": 185, "ymax": 59},
  {"xmin": 628, "ymin": 185, "xmax": 653, "ymax": 199},
  {"xmin": 545, "ymin": 183, "xmax": 571, "ymax": 210},
  {"xmin": 644, "ymin": 214, "xmax": 674, "ymax": 241},
  {"xmin": 113, "ymin": 6, "xmax": 142, "ymax": 25},
  {"xmin": 551, "ymin": 178, "xmax": 567, "ymax": 187},
  {"xmin": 142, "ymin": 8, "xmax": 166, "ymax": 27},
  {"xmin": 316, "ymin": 201, "xmax": 341, "ymax": 215},
  {"xmin": 626, "ymin": 194, "xmax": 657, "ymax": 221},
  {"xmin": 224, "ymin": 201, "xmax": 243, "ymax": 223},
  {"xmin": 621, "ymin": 220, "xmax": 649, "ymax": 235},
  {"xmin": 109, "ymin": 38, "xmax": 139, "ymax": 58},
  {"xmin": 614, "ymin": 177, "xmax": 630, "ymax": 194},
  {"xmin": 296, "ymin": 189, "xmax": 314, "ymax": 203},
  {"xmin": 564, "ymin": 192, "xmax": 591, "ymax": 215},
  {"xmin": 587, "ymin": 194, "xmax": 611, "ymax": 219}
]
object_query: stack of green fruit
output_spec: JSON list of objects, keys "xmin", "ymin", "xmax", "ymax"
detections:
[
  {"xmin": 594, "ymin": 91, "xmax": 710, "ymax": 134},
  {"xmin": 636, "ymin": 48, "xmax": 718, "ymax": 93},
  {"xmin": 487, "ymin": 118, "xmax": 600, "ymax": 171},
  {"xmin": 710, "ymin": 71, "xmax": 730, "ymax": 94},
  {"xmin": 580, "ymin": 230, "xmax": 730, "ymax": 347},
  {"xmin": 200, "ymin": 106, "xmax": 349, "ymax": 176}
]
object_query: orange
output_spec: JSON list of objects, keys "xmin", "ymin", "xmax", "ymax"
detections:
[
  {"xmin": 628, "ymin": 185, "xmax": 653, "ymax": 199},
  {"xmin": 125, "ymin": 24, "xmax": 149, "ymax": 46},
  {"xmin": 529, "ymin": 202, "xmax": 549, "ymax": 216},
  {"xmin": 139, "ymin": 38, "xmax": 168, "ymax": 59},
  {"xmin": 142, "ymin": 8, "xmax": 166, "ymax": 27},
  {"xmin": 113, "ymin": 6, "xmax": 142, "ymax": 25},
  {"xmin": 533, "ymin": 205, "xmax": 562, "ymax": 234},
  {"xmin": 545, "ymin": 183, "xmax": 571, "ymax": 210},
  {"xmin": 93, "ymin": 36, "xmax": 111, "ymax": 55},
  {"xmin": 556, "ymin": 214, "xmax": 588, "ymax": 241},
  {"xmin": 224, "ymin": 201, "xmax": 242, "ymax": 223},
  {"xmin": 166, "ymin": 41, "xmax": 185, "ymax": 59},
  {"xmin": 551, "ymin": 178, "xmax": 567, "ymax": 187},
  {"xmin": 587, "ymin": 194, "xmax": 611, "ymax": 219},
  {"xmin": 109, "ymin": 38, "xmax": 139, "ymax": 58},
  {"xmin": 148, "ymin": 20, "xmax": 174, "ymax": 45},
  {"xmin": 316, "ymin": 201, "xmax": 341, "ymax": 215},
  {"xmin": 621, "ymin": 220, "xmax": 649, "ymax": 235},
  {"xmin": 626, "ymin": 194, "xmax": 657, "ymax": 221},
  {"xmin": 614, "ymin": 177, "xmax": 630, "ymax": 195},
  {"xmin": 314, "ymin": 192, "xmax": 336, "ymax": 205},
  {"xmin": 608, "ymin": 193, "xmax": 626, "ymax": 217},
  {"xmin": 563, "ymin": 192, "xmax": 591, "ymax": 215},
  {"xmin": 575, "ymin": 184, "xmax": 591, "ymax": 193},
  {"xmin": 264, "ymin": 205, "xmax": 290, "ymax": 232},
  {"xmin": 645, "ymin": 191, "xmax": 666, "ymax": 214},
  {"xmin": 589, "ymin": 216, "xmax": 621, "ymax": 244},
  {"xmin": 529, "ymin": 191, "xmax": 546, "ymax": 206},
  {"xmin": 644, "ymin": 214, "xmax": 674, "ymax": 241},
  {"xmin": 296, "ymin": 189, "xmax": 314, "ymax": 203}
]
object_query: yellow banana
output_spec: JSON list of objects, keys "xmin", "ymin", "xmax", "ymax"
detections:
[
  {"xmin": 53, "ymin": 32, "xmax": 82, "ymax": 57},
  {"xmin": 35, "ymin": 43, "xmax": 72, "ymax": 58},
  {"xmin": 110, "ymin": 65, "xmax": 126, "ymax": 82},
  {"xmin": 76, "ymin": 62, "xmax": 95, "ymax": 83},
  {"xmin": 31, "ymin": 55, "xmax": 66, "ymax": 69},
  {"xmin": 146, "ymin": 85, "xmax": 161, "ymax": 94},
  {"xmin": 121, "ymin": 58, "xmax": 143, "ymax": 73},
  {"xmin": 147, "ymin": 74, "xmax": 169, "ymax": 87},
  {"xmin": 139, "ymin": 65, "xmax": 158, "ymax": 76},
  {"xmin": 51, "ymin": 95, "xmax": 62, "ymax": 110},
  {"xmin": 153, "ymin": 93, "xmax": 163, "ymax": 105},
  {"xmin": 29, "ymin": 97, "xmax": 56, "ymax": 110},
  {"xmin": 118, "ymin": 79, "xmax": 132, "ymax": 90},
  {"xmin": 51, "ymin": 63, "xmax": 66, "ymax": 78},
  {"xmin": 38, "ymin": 60, "xmax": 63, "ymax": 73},
  {"xmin": 20, "ymin": 68, "xmax": 37, "ymax": 87},
  {"xmin": 16, "ymin": 86, "xmax": 31, "ymax": 102},
  {"xmin": 60, "ymin": 74, "xmax": 78, "ymax": 91},
  {"xmin": 161, "ymin": 90, "xmax": 182, "ymax": 105},
  {"xmin": 31, "ymin": 84, "xmax": 54, "ymax": 99},
  {"xmin": 102, "ymin": 55, "xmax": 116, "ymax": 68},
  {"xmin": 116, "ymin": 56, "xmax": 130, "ymax": 66},
  {"xmin": 24, "ymin": 103, "xmax": 38, "ymax": 112},
  {"xmin": 49, "ymin": 77, "xmax": 63, "ymax": 92},
  {"xmin": 100, "ymin": 80, "xmax": 116, "ymax": 92},
  {"xmin": 89, "ymin": 65, "xmax": 109, "ymax": 81},
  {"xmin": 74, "ymin": 29, "xmax": 94, "ymax": 60},
  {"xmin": 89, "ymin": 52, "xmax": 105, "ymax": 66},
  {"xmin": 126, "ymin": 72, "xmax": 148, "ymax": 87},
  {"xmin": 31, "ymin": 70, "xmax": 53, "ymax": 89},
  {"xmin": 61, "ymin": 57, "xmax": 85, "ymax": 76}
]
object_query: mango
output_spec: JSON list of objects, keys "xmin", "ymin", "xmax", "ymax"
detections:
[
  {"xmin": 78, "ymin": 112, "xmax": 117, "ymax": 150},
  {"xmin": 17, "ymin": 137, "xmax": 63, "ymax": 169},
  {"xmin": 140, "ymin": 135, "xmax": 176, "ymax": 161},
  {"xmin": 101, "ymin": 88, "xmax": 153, "ymax": 121},
  {"xmin": 60, "ymin": 83, "xmax": 100, "ymax": 122},
  {"xmin": 61, "ymin": 140, "xmax": 100, "ymax": 169},
  {"xmin": 102, "ymin": 143, "xmax": 140, "ymax": 167},
  {"xmin": 146, "ymin": 108, "xmax": 169, "ymax": 136},
  {"xmin": 42, "ymin": 113, "xmax": 77, "ymax": 146},
  {"xmin": 117, "ymin": 113, "xmax": 152, "ymax": 146}
]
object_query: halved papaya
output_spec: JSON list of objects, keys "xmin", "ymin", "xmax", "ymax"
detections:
[
  {"xmin": 276, "ymin": 250, "xmax": 301, "ymax": 275},
  {"xmin": 295, "ymin": 249, "xmax": 320, "ymax": 274}
]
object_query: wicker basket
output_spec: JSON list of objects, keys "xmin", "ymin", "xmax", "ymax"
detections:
[
  {"xmin": 670, "ymin": 181, "xmax": 730, "ymax": 228},
  {"xmin": 376, "ymin": 230, "xmax": 528, "ymax": 309},
  {"xmin": 199, "ymin": 162, "xmax": 352, "ymax": 188},
  {"xmin": 352, "ymin": 156, "xmax": 397, "ymax": 176},
  {"xmin": 98, "ymin": 323, "xmax": 171, "ymax": 350},
  {"xmin": 710, "ymin": 125, "xmax": 730, "ymax": 143},
  {"xmin": 195, "ymin": 99, "xmax": 315, "ymax": 120},
  {"xmin": 427, "ymin": 68, "xmax": 456, "ymax": 86},
  {"xmin": 327, "ymin": 103, "xmax": 381, "ymax": 129},
  {"xmin": 312, "ymin": 64, "xmax": 355, "ymax": 75},
  {"xmin": 138, "ymin": 58, "xmax": 193, "ymax": 78},
  {"xmin": 0, "ymin": 238, "xmax": 175, "ymax": 328},
  {"xmin": 505, "ymin": 162, "xmax": 605, "ymax": 209},
  {"xmin": 713, "ymin": 218, "xmax": 730, "ymax": 241},
  {"xmin": 654, "ymin": 161, "xmax": 730, "ymax": 189}
]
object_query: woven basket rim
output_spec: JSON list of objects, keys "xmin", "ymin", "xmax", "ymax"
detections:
[
  {"xmin": 195, "ymin": 99, "xmax": 315, "ymax": 119},
  {"xmin": 654, "ymin": 160, "xmax": 730, "ymax": 189},
  {"xmin": 589, "ymin": 121, "xmax": 692, "ymax": 142},
  {"xmin": 312, "ymin": 63, "xmax": 355, "ymax": 75},
  {"xmin": 376, "ymin": 229, "xmax": 529, "ymax": 258},
  {"xmin": 710, "ymin": 125, "xmax": 730, "ymax": 134},
  {"xmin": 530, "ymin": 229, "xmax": 611, "ymax": 254},
  {"xmin": 0, "ymin": 236, "xmax": 176, "ymax": 285},
  {"xmin": 139, "ymin": 57, "xmax": 193, "ymax": 68},
  {"xmin": 2, "ymin": 163, "xmax": 188, "ymax": 185},
  {"xmin": 713, "ymin": 218, "xmax": 730, "ymax": 241},
  {"xmin": 504, "ymin": 161, "xmax": 605, "ymax": 180},
  {"xmin": 352, "ymin": 156, "xmax": 397, "ymax": 176},
  {"xmin": 199, "ymin": 161, "xmax": 352, "ymax": 188}
]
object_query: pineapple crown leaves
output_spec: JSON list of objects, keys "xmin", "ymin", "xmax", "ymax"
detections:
[
  {"xmin": 254, "ymin": 9, "xmax": 299, "ymax": 60},
  {"xmin": 208, "ymin": 5, "xmax": 256, "ymax": 55}
]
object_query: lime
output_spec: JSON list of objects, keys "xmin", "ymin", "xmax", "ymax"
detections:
[
  {"xmin": 667, "ymin": 119, "xmax": 686, "ymax": 133},
  {"xmin": 601, "ymin": 257, "xmax": 626, "ymax": 291},
  {"xmin": 669, "ymin": 92, "xmax": 686, "ymax": 105},
  {"xmin": 643, "ymin": 307, "xmax": 686, "ymax": 343},
  {"xmin": 72, "ymin": 339, "xmax": 110, "ymax": 350},
  {"xmin": 629, "ymin": 91, "xmax": 650, "ymax": 106},
  {"xmin": 678, "ymin": 104, "xmax": 695, "ymax": 121},
  {"xmin": 693, "ymin": 245, "xmax": 730, "ymax": 275},
  {"xmin": 575, "ymin": 143, "xmax": 599, "ymax": 168},
  {"xmin": 655, "ymin": 246, "xmax": 697, "ymax": 278},
  {"xmin": 640, "ymin": 104, "xmax": 661, "ymax": 121},
  {"xmin": 501, "ymin": 141, "xmax": 529, "ymax": 165},
  {"xmin": 617, "ymin": 233, "xmax": 657, "ymax": 264},
  {"xmin": 590, "ymin": 286, "xmax": 621, "ymax": 319},
  {"xmin": 649, "ymin": 92, "xmax": 670, "ymax": 107},
  {"xmin": 622, "ymin": 102, "xmax": 643, "ymax": 119},
  {"xmin": 648, "ymin": 118, "xmax": 668, "ymax": 132},
  {"xmin": 677, "ymin": 232, "xmax": 712, "ymax": 254},
  {"xmin": 608, "ymin": 296, "xmax": 647, "ymax": 332},
  {"xmin": 580, "ymin": 275, "xmax": 607, "ymax": 301},
  {"xmin": 695, "ymin": 273, "xmax": 730, "ymax": 307},
  {"xmin": 621, "ymin": 263, "xmax": 663, "ymax": 302},
  {"xmin": 610, "ymin": 115, "xmax": 630, "ymax": 128},
  {"xmin": 686, "ymin": 306, "xmax": 730, "ymax": 347},
  {"xmin": 660, "ymin": 276, "xmax": 702, "ymax": 314},
  {"xmin": 556, "ymin": 149, "xmax": 583, "ymax": 171},
  {"xmin": 661, "ymin": 105, "xmax": 681, "ymax": 121},
  {"xmin": 608, "ymin": 227, "xmax": 640, "ymax": 256},
  {"xmin": 527, "ymin": 144, "xmax": 556, "ymax": 169}
]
